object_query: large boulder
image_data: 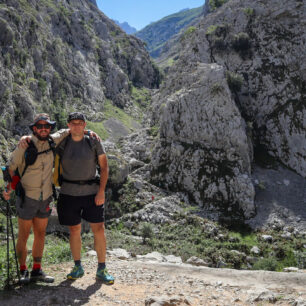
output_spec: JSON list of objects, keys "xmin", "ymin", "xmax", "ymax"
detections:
[{"xmin": 151, "ymin": 63, "xmax": 255, "ymax": 220}]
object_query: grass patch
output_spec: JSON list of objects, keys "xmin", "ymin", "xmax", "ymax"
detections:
[
  {"xmin": 86, "ymin": 121, "xmax": 109, "ymax": 140},
  {"xmin": 131, "ymin": 86, "xmax": 151, "ymax": 111},
  {"xmin": 44, "ymin": 234, "xmax": 72, "ymax": 264},
  {"xmin": 103, "ymin": 99, "xmax": 136, "ymax": 131}
]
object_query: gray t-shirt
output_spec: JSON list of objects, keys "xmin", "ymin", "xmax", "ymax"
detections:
[{"xmin": 58, "ymin": 136, "xmax": 105, "ymax": 196}]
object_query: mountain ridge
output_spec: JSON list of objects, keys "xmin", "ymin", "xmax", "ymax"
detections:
[{"xmin": 135, "ymin": 5, "xmax": 204, "ymax": 58}]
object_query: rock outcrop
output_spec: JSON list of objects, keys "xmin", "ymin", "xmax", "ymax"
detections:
[
  {"xmin": 150, "ymin": 63, "xmax": 255, "ymax": 219},
  {"xmin": 176, "ymin": 0, "xmax": 306, "ymax": 177},
  {"xmin": 148, "ymin": 0, "xmax": 305, "ymax": 220},
  {"xmin": 0, "ymin": 0, "xmax": 160, "ymax": 163}
]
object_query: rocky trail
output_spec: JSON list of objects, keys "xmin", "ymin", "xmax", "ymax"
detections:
[{"xmin": 1, "ymin": 253, "xmax": 305, "ymax": 306}]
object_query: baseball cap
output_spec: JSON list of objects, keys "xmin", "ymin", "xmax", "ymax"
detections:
[{"xmin": 67, "ymin": 112, "xmax": 86, "ymax": 122}]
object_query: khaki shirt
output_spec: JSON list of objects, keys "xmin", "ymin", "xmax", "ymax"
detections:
[{"xmin": 9, "ymin": 129, "xmax": 70, "ymax": 201}]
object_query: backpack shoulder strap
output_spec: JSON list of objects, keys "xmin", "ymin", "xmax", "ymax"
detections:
[
  {"xmin": 85, "ymin": 136, "xmax": 98, "ymax": 162},
  {"xmin": 21, "ymin": 140, "xmax": 37, "ymax": 177},
  {"xmin": 48, "ymin": 136, "xmax": 56, "ymax": 157},
  {"xmin": 57, "ymin": 135, "xmax": 70, "ymax": 158}
]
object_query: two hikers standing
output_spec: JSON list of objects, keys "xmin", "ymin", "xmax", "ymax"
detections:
[{"xmin": 2, "ymin": 112, "xmax": 114, "ymax": 284}]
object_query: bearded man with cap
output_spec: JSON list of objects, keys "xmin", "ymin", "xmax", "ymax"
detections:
[{"xmin": 2, "ymin": 113, "xmax": 97, "ymax": 284}]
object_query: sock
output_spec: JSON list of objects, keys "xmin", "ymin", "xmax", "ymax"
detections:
[
  {"xmin": 98, "ymin": 262, "xmax": 106, "ymax": 270},
  {"xmin": 33, "ymin": 263, "xmax": 41, "ymax": 271},
  {"xmin": 74, "ymin": 260, "xmax": 81, "ymax": 267},
  {"xmin": 20, "ymin": 264, "xmax": 27, "ymax": 272}
]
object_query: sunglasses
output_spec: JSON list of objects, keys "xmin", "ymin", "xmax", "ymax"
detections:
[
  {"xmin": 35, "ymin": 124, "xmax": 51, "ymax": 130},
  {"xmin": 69, "ymin": 121, "xmax": 85, "ymax": 126}
]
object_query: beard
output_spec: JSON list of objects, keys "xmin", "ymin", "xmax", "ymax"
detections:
[{"xmin": 34, "ymin": 132, "xmax": 49, "ymax": 141}]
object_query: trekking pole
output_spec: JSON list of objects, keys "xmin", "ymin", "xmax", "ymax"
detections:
[{"xmin": 1, "ymin": 166, "xmax": 20, "ymax": 288}]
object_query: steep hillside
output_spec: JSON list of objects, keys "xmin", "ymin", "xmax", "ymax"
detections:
[
  {"xmin": 135, "ymin": 6, "xmax": 204, "ymax": 58},
  {"xmin": 178, "ymin": 0, "xmax": 306, "ymax": 177},
  {"xmin": 148, "ymin": 0, "xmax": 306, "ymax": 219},
  {"xmin": 0, "ymin": 0, "xmax": 160, "ymax": 164}
]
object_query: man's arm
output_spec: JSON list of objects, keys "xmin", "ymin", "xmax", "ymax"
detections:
[
  {"xmin": 94, "ymin": 154, "xmax": 109, "ymax": 206},
  {"xmin": 2, "ymin": 147, "xmax": 24, "ymax": 200},
  {"xmin": 19, "ymin": 129, "xmax": 101, "ymax": 148}
]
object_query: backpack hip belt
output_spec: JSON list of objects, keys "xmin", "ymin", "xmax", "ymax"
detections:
[{"xmin": 61, "ymin": 177, "xmax": 100, "ymax": 185}]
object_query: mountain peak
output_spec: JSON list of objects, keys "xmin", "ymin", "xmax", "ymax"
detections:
[{"xmin": 114, "ymin": 20, "xmax": 137, "ymax": 34}]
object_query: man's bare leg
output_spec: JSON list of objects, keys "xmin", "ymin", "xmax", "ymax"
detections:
[
  {"xmin": 16, "ymin": 218, "xmax": 32, "ymax": 266},
  {"xmin": 69, "ymin": 224, "xmax": 82, "ymax": 261},
  {"xmin": 90, "ymin": 222, "xmax": 106, "ymax": 263},
  {"xmin": 90, "ymin": 222, "xmax": 114, "ymax": 283},
  {"xmin": 32, "ymin": 217, "xmax": 48, "ymax": 265}
]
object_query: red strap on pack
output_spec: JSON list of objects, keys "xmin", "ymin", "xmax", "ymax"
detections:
[{"xmin": 11, "ymin": 175, "xmax": 20, "ymax": 190}]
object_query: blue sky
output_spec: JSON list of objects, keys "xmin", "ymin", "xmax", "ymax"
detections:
[{"xmin": 96, "ymin": 0, "xmax": 205, "ymax": 31}]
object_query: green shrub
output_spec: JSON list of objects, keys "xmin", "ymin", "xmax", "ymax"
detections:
[
  {"xmin": 210, "ymin": 83, "xmax": 224, "ymax": 95},
  {"xmin": 233, "ymin": 32, "xmax": 251, "ymax": 51},
  {"xmin": 38, "ymin": 78, "xmax": 47, "ymax": 93},
  {"xmin": 243, "ymin": 8, "xmax": 254, "ymax": 16},
  {"xmin": 44, "ymin": 235, "xmax": 72, "ymax": 264},
  {"xmin": 278, "ymin": 250, "xmax": 297, "ymax": 270},
  {"xmin": 148, "ymin": 125, "xmax": 159, "ymax": 137},
  {"xmin": 295, "ymin": 251, "xmax": 306, "ymax": 269},
  {"xmin": 212, "ymin": 37, "xmax": 227, "ymax": 50},
  {"xmin": 140, "ymin": 223, "xmax": 154, "ymax": 243},
  {"xmin": 209, "ymin": 0, "xmax": 229, "ymax": 11},
  {"xmin": 252, "ymin": 257, "xmax": 278, "ymax": 271},
  {"xmin": 181, "ymin": 26, "xmax": 196, "ymax": 41},
  {"xmin": 226, "ymin": 71, "xmax": 244, "ymax": 92},
  {"xmin": 206, "ymin": 25, "xmax": 218, "ymax": 36},
  {"xmin": 4, "ymin": 53, "xmax": 11, "ymax": 66},
  {"xmin": 0, "ymin": 245, "xmax": 19, "ymax": 289},
  {"xmin": 206, "ymin": 24, "xmax": 229, "ymax": 39}
]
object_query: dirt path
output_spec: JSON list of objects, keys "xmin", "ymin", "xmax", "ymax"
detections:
[{"xmin": 1, "ymin": 255, "xmax": 305, "ymax": 305}]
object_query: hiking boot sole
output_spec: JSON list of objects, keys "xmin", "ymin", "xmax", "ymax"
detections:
[
  {"xmin": 19, "ymin": 278, "xmax": 30, "ymax": 285},
  {"xmin": 96, "ymin": 277, "xmax": 114, "ymax": 285},
  {"xmin": 30, "ymin": 277, "xmax": 54, "ymax": 283},
  {"xmin": 67, "ymin": 273, "xmax": 84, "ymax": 280}
]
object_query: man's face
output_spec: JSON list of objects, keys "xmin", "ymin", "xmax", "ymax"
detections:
[
  {"xmin": 68, "ymin": 119, "xmax": 86, "ymax": 137},
  {"xmin": 33, "ymin": 120, "xmax": 51, "ymax": 140}
]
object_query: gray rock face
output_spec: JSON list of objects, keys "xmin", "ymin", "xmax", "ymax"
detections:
[
  {"xmin": 87, "ymin": 0, "xmax": 97, "ymax": 7},
  {"xmin": 178, "ymin": 0, "xmax": 306, "ymax": 177},
  {"xmin": 0, "ymin": 0, "xmax": 160, "ymax": 140},
  {"xmin": 151, "ymin": 63, "xmax": 255, "ymax": 219}
]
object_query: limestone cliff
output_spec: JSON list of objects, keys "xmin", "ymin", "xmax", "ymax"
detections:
[
  {"xmin": 149, "ymin": 0, "xmax": 305, "ymax": 219},
  {"xmin": 0, "ymin": 0, "xmax": 160, "ymax": 160},
  {"xmin": 174, "ymin": 0, "xmax": 306, "ymax": 177}
]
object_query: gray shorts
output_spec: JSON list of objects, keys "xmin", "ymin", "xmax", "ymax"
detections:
[{"xmin": 16, "ymin": 196, "xmax": 52, "ymax": 220}]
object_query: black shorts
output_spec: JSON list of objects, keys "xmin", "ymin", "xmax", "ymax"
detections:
[{"xmin": 57, "ymin": 193, "xmax": 105, "ymax": 226}]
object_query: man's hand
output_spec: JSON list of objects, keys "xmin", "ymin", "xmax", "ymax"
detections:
[
  {"xmin": 18, "ymin": 136, "xmax": 31, "ymax": 149},
  {"xmin": 95, "ymin": 190, "xmax": 105, "ymax": 206},
  {"xmin": 85, "ymin": 130, "xmax": 101, "ymax": 142},
  {"xmin": 2, "ymin": 186, "xmax": 12, "ymax": 201}
]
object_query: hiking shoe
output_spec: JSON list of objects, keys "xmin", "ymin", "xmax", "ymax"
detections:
[
  {"xmin": 67, "ymin": 265, "xmax": 84, "ymax": 280},
  {"xmin": 19, "ymin": 269, "xmax": 30, "ymax": 284},
  {"xmin": 30, "ymin": 269, "xmax": 54, "ymax": 283},
  {"xmin": 96, "ymin": 268, "xmax": 114, "ymax": 284}
]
